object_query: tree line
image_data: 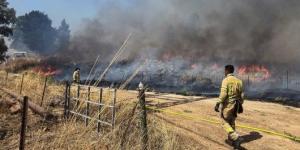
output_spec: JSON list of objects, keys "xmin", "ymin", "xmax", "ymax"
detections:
[{"xmin": 0, "ymin": 0, "xmax": 71, "ymax": 62}]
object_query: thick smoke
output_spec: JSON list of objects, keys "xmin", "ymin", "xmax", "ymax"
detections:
[
  {"xmin": 65, "ymin": 0, "xmax": 300, "ymax": 66},
  {"xmin": 57, "ymin": 0, "xmax": 300, "ymax": 92}
]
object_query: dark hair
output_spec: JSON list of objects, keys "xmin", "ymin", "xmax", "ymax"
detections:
[
  {"xmin": 75, "ymin": 67, "xmax": 80, "ymax": 71},
  {"xmin": 225, "ymin": 65, "xmax": 234, "ymax": 73}
]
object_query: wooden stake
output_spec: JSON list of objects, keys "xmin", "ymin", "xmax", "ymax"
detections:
[
  {"xmin": 40, "ymin": 76, "xmax": 48, "ymax": 106},
  {"xmin": 19, "ymin": 96, "xmax": 28, "ymax": 150},
  {"xmin": 138, "ymin": 84, "xmax": 148, "ymax": 150}
]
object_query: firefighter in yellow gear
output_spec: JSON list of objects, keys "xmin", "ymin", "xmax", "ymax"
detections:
[
  {"xmin": 73, "ymin": 68, "xmax": 80, "ymax": 84},
  {"xmin": 215, "ymin": 65, "xmax": 244, "ymax": 150}
]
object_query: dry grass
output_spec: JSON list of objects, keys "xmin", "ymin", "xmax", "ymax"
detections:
[
  {"xmin": 2, "ymin": 69, "xmax": 299, "ymax": 149},
  {"xmin": 1, "ymin": 58, "xmax": 41, "ymax": 73},
  {"xmin": 0, "ymin": 70, "xmax": 192, "ymax": 150}
]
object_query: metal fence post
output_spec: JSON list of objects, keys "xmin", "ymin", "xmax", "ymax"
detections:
[
  {"xmin": 111, "ymin": 89, "xmax": 117, "ymax": 129},
  {"xmin": 68, "ymin": 82, "xmax": 71, "ymax": 115},
  {"xmin": 286, "ymin": 70, "xmax": 289, "ymax": 89},
  {"xmin": 85, "ymin": 86, "xmax": 90, "ymax": 126},
  {"xmin": 40, "ymin": 76, "xmax": 48, "ymax": 106},
  {"xmin": 19, "ymin": 96, "xmax": 28, "ymax": 150},
  {"xmin": 5, "ymin": 71, "xmax": 8, "ymax": 86},
  {"xmin": 247, "ymin": 75, "xmax": 250, "ymax": 89},
  {"xmin": 138, "ymin": 83, "xmax": 148, "ymax": 150},
  {"xmin": 19, "ymin": 74, "xmax": 25, "ymax": 95},
  {"xmin": 64, "ymin": 82, "xmax": 70, "ymax": 118},
  {"xmin": 76, "ymin": 85, "xmax": 80, "ymax": 107},
  {"xmin": 97, "ymin": 88, "xmax": 103, "ymax": 133}
]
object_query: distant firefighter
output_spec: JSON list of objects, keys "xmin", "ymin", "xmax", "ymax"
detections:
[
  {"xmin": 73, "ymin": 68, "xmax": 80, "ymax": 84},
  {"xmin": 215, "ymin": 65, "xmax": 244, "ymax": 150}
]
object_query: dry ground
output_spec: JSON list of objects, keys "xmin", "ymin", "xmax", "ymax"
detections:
[
  {"xmin": 0, "ymin": 80, "xmax": 300, "ymax": 149},
  {"xmin": 145, "ymin": 93, "xmax": 300, "ymax": 150}
]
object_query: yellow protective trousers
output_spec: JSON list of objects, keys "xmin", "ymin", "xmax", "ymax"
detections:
[{"xmin": 221, "ymin": 102, "xmax": 239, "ymax": 141}]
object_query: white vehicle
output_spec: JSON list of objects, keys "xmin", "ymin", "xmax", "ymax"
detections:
[{"xmin": 11, "ymin": 52, "xmax": 28, "ymax": 60}]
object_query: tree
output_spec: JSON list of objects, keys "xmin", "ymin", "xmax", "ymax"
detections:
[
  {"xmin": 0, "ymin": 0, "xmax": 16, "ymax": 62},
  {"xmin": 12, "ymin": 11, "xmax": 57, "ymax": 54},
  {"xmin": 56, "ymin": 19, "xmax": 70, "ymax": 51}
]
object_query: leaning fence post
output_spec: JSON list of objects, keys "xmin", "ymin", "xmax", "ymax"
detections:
[
  {"xmin": 138, "ymin": 82, "xmax": 148, "ymax": 150},
  {"xmin": 19, "ymin": 74, "xmax": 25, "ymax": 95},
  {"xmin": 40, "ymin": 76, "xmax": 48, "ymax": 106},
  {"xmin": 111, "ymin": 88, "xmax": 117, "ymax": 129},
  {"xmin": 97, "ymin": 88, "xmax": 103, "ymax": 133},
  {"xmin": 19, "ymin": 96, "xmax": 28, "ymax": 150},
  {"xmin": 85, "ymin": 86, "xmax": 90, "ymax": 126}
]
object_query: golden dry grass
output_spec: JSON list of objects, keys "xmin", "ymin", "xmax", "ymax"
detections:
[
  {"xmin": 1, "ymin": 70, "xmax": 300, "ymax": 150},
  {"xmin": 0, "ymin": 58, "xmax": 40, "ymax": 73},
  {"xmin": 0, "ymin": 70, "xmax": 191, "ymax": 150}
]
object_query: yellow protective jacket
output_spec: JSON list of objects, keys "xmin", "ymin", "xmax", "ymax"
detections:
[
  {"xmin": 218, "ymin": 74, "xmax": 244, "ymax": 105},
  {"xmin": 73, "ymin": 70, "xmax": 80, "ymax": 83}
]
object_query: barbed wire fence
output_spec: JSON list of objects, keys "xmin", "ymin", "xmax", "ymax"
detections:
[{"xmin": 0, "ymin": 71, "xmax": 121, "ymax": 149}]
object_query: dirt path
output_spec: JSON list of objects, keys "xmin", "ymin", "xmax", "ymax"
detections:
[{"xmin": 147, "ymin": 94, "xmax": 300, "ymax": 150}]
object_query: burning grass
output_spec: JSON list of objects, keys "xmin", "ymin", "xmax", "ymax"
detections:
[{"xmin": 238, "ymin": 65, "xmax": 271, "ymax": 82}]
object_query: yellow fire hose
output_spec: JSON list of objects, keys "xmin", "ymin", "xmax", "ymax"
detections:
[{"xmin": 146, "ymin": 106, "xmax": 300, "ymax": 142}]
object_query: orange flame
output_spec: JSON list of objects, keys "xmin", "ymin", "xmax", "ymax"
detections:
[
  {"xmin": 190, "ymin": 64, "xmax": 197, "ymax": 69},
  {"xmin": 33, "ymin": 65, "xmax": 62, "ymax": 76},
  {"xmin": 212, "ymin": 63, "xmax": 220, "ymax": 70},
  {"xmin": 238, "ymin": 65, "xmax": 271, "ymax": 82}
]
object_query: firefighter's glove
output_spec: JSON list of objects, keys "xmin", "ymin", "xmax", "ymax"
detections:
[{"xmin": 214, "ymin": 103, "xmax": 220, "ymax": 112}]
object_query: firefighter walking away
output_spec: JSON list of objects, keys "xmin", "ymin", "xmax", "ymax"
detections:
[{"xmin": 215, "ymin": 65, "xmax": 244, "ymax": 150}]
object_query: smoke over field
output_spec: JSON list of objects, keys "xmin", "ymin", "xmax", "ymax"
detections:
[{"xmin": 54, "ymin": 0, "xmax": 300, "ymax": 92}]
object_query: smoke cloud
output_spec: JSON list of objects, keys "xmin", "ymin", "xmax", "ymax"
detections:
[
  {"xmin": 64, "ymin": 0, "xmax": 300, "ymax": 67},
  {"xmin": 54, "ymin": 0, "xmax": 300, "ymax": 92}
]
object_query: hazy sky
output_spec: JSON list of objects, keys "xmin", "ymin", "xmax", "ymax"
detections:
[{"xmin": 8, "ymin": 0, "xmax": 101, "ymax": 32}]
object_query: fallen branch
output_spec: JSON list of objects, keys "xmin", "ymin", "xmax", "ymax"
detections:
[
  {"xmin": 0, "ymin": 87, "xmax": 57, "ymax": 121},
  {"xmin": 0, "ymin": 98, "xmax": 20, "ymax": 114}
]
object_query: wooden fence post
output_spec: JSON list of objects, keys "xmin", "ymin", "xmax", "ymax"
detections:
[
  {"xmin": 85, "ymin": 87, "xmax": 90, "ymax": 126},
  {"xmin": 40, "ymin": 76, "xmax": 48, "ymax": 106},
  {"xmin": 111, "ymin": 89, "xmax": 117, "ymax": 129},
  {"xmin": 97, "ymin": 88, "xmax": 103, "ymax": 133},
  {"xmin": 19, "ymin": 96, "xmax": 28, "ymax": 150},
  {"xmin": 19, "ymin": 74, "xmax": 25, "ymax": 95},
  {"xmin": 138, "ymin": 82, "xmax": 148, "ymax": 150}
]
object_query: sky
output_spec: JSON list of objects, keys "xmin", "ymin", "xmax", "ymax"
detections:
[{"xmin": 7, "ymin": 0, "xmax": 101, "ymax": 32}]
